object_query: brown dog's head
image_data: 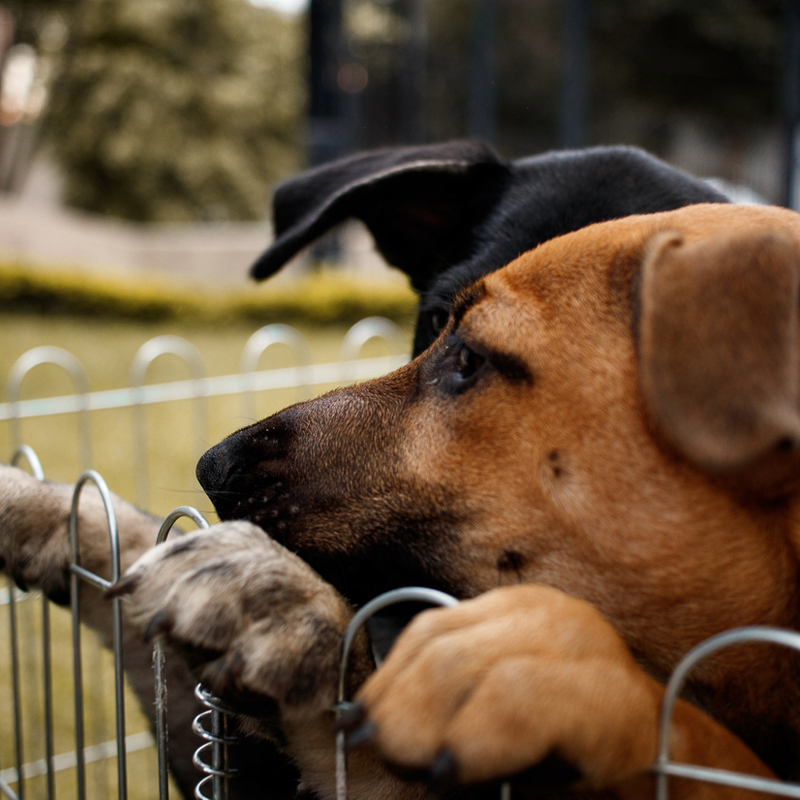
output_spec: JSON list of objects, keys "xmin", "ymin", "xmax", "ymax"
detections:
[{"xmin": 198, "ymin": 203, "xmax": 800, "ymax": 773}]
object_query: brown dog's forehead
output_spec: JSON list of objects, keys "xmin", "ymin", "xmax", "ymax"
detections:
[
  {"xmin": 464, "ymin": 202, "xmax": 800, "ymax": 333},
  {"xmin": 457, "ymin": 230, "xmax": 620, "ymax": 350}
]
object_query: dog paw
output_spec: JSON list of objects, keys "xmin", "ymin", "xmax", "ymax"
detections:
[
  {"xmin": 0, "ymin": 463, "xmax": 77, "ymax": 602},
  {"xmin": 347, "ymin": 584, "xmax": 661, "ymax": 791},
  {"xmin": 0, "ymin": 462, "xmax": 162, "ymax": 605},
  {"xmin": 111, "ymin": 521, "xmax": 357, "ymax": 718}
]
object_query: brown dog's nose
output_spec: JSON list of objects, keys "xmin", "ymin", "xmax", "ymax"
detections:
[
  {"xmin": 196, "ymin": 416, "xmax": 296, "ymax": 522},
  {"xmin": 196, "ymin": 442, "xmax": 231, "ymax": 494},
  {"xmin": 196, "ymin": 441, "xmax": 240, "ymax": 519}
]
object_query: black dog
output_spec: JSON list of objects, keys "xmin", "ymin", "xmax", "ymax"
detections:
[{"xmin": 251, "ymin": 140, "xmax": 727, "ymax": 356}]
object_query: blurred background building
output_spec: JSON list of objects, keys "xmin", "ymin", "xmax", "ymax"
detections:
[{"xmin": 0, "ymin": 0, "xmax": 792, "ymax": 280}]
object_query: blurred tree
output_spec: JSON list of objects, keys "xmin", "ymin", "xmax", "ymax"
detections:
[
  {"xmin": 3, "ymin": 0, "xmax": 75, "ymax": 42},
  {"xmin": 6, "ymin": 0, "xmax": 305, "ymax": 222},
  {"xmin": 347, "ymin": 0, "xmax": 781, "ymax": 162},
  {"xmin": 1, "ymin": 0, "xmax": 785, "ymax": 215},
  {"xmin": 592, "ymin": 0, "xmax": 782, "ymax": 143}
]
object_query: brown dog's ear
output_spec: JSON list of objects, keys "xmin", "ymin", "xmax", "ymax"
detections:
[
  {"xmin": 639, "ymin": 229, "xmax": 800, "ymax": 496},
  {"xmin": 250, "ymin": 140, "xmax": 510, "ymax": 293}
]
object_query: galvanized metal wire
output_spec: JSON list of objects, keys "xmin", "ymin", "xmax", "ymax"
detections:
[
  {"xmin": 6, "ymin": 346, "xmax": 92, "ymax": 471},
  {"xmin": 192, "ymin": 685, "xmax": 237, "ymax": 800},
  {"xmin": 338, "ymin": 317, "xmax": 405, "ymax": 383},
  {"xmin": 154, "ymin": 507, "xmax": 212, "ymax": 800},
  {"xmin": 239, "ymin": 324, "xmax": 313, "ymax": 419},
  {"xmin": 335, "ymin": 587, "xmax": 460, "ymax": 800},
  {"xmin": 7, "ymin": 447, "xmax": 51, "ymax": 800},
  {"xmin": 131, "ymin": 337, "xmax": 208, "ymax": 509},
  {"xmin": 69, "ymin": 470, "xmax": 126, "ymax": 800},
  {"xmin": 0, "ymin": 319, "xmax": 408, "ymax": 800}
]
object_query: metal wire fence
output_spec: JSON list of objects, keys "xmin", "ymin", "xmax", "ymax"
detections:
[
  {"xmin": 2, "ymin": 318, "xmax": 800, "ymax": 800},
  {"xmin": 0, "ymin": 318, "xmax": 408, "ymax": 800}
]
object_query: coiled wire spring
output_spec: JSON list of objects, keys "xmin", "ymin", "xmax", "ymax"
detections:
[{"xmin": 192, "ymin": 685, "xmax": 237, "ymax": 800}]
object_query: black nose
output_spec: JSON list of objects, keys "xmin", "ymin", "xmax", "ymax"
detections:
[
  {"xmin": 196, "ymin": 416, "xmax": 296, "ymax": 521},
  {"xmin": 196, "ymin": 443, "xmax": 231, "ymax": 495},
  {"xmin": 196, "ymin": 441, "xmax": 241, "ymax": 519}
]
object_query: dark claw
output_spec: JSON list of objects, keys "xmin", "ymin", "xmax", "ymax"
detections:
[
  {"xmin": 334, "ymin": 701, "xmax": 366, "ymax": 732},
  {"xmin": 45, "ymin": 584, "xmax": 71, "ymax": 607},
  {"xmin": 344, "ymin": 721, "xmax": 377, "ymax": 750},
  {"xmin": 143, "ymin": 610, "xmax": 174, "ymax": 643},
  {"xmin": 105, "ymin": 572, "xmax": 140, "ymax": 599},
  {"xmin": 514, "ymin": 752, "xmax": 583, "ymax": 790},
  {"xmin": 429, "ymin": 748, "xmax": 458, "ymax": 789}
]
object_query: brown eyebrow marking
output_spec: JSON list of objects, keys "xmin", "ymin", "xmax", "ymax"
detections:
[{"xmin": 451, "ymin": 281, "xmax": 487, "ymax": 329}]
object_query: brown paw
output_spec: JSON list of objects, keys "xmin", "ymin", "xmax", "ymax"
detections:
[{"xmin": 350, "ymin": 584, "xmax": 660, "ymax": 791}]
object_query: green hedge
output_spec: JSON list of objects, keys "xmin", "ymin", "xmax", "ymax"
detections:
[{"xmin": 0, "ymin": 261, "xmax": 419, "ymax": 325}]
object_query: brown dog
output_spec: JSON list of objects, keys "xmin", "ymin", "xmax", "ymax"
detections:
[{"xmin": 4, "ymin": 202, "xmax": 800, "ymax": 799}]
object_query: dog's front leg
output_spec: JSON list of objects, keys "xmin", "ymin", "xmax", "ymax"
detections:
[
  {"xmin": 113, "ymin": 520, "xmax": 425, "ymax": 800},
  {"xmin": 0, "ymin": 460, "xmax": 169, "ymax": 651},
  {"xmin": 0, "ymin": 462, "xmax": 220, "ymax": 797},
  {"xmin": 0, "ymin": 462, "xmax": 163, "ymax": 602},
  {"xmin": 348, "ymin": 584, "xmax": 773, "ymax": 800}
]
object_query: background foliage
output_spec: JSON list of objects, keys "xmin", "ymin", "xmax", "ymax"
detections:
[
  {"xmin": 0, "ymin": 259, "xmax": 417, "ymax": 324},
  {"xmin": 8, "ymin": 0, "xmax": 305, "ymax": 222}
]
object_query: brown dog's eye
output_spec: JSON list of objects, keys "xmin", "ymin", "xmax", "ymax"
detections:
[
  {"xmin": 457, "ymin": 344, "xmax": 486, "ymax": 381},
  {"xmin": 437, "ymin": 335, "xmax": 490, "ymax": 393}
]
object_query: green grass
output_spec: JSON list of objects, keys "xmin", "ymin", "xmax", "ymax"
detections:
[{"xmin": 0, "ymin": 309, "xmax": 414, "ymax": 800}]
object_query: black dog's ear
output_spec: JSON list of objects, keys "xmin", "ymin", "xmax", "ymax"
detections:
[{"xmin": 251, "ymin": 140, "xmax": 510, "ymax": 293}]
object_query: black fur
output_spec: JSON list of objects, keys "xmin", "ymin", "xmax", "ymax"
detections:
[{"xmin": 251, "ymin": 141, "xmax": 728, "ymax": 356}]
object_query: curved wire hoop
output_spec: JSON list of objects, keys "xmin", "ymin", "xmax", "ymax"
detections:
[
  {"xmin": 335, "ymin": 587, "xmax": 459, "ymax": 800},
  {"xmin": 655, "ymin": 626, "xmax": 800, "ymax": 800}
]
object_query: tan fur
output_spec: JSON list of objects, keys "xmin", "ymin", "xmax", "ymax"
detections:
[{"xmin": 358, "ymin": 586, "xmax": 771, "ymax": 793}]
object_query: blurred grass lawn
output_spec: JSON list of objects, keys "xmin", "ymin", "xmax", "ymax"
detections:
[{"xmin": 0, "ymin": 307, "xmax": 413, "ymax": 800}]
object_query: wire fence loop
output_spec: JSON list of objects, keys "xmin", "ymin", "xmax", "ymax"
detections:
[
  {"xmin": 655, "ymin": 626, "xmax": 800, "ymax": 800},
  {"xmin": 339, "ymin": 317, "xmax": 405, "ymax": 382},
  {"xmin": 6, "ymin": 347, "xmax": 92, "ymax": 471},
  {"xmin": 335, "ymin": 587, "xmax": 459, "ymax": 800},
  {"xmin": 153, "ymin": 507, "xmax": 211, "ymax": 800},
  {"xmin": 130, "ymin": 336, "xmax": 208, "ymax": 509},
  {"xmin": 239, "ymin": 324, "xmax": 313, "ymax": 418},
  {"xmin": 68, "ymin": 470, "xmax": 126, "ymax": 800}
]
